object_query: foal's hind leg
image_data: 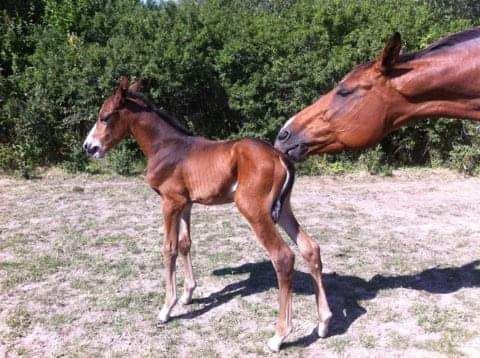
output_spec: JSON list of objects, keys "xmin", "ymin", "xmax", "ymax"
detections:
[
  {"xmin": 158, "ymin": 198, "xmax": 185, "ymax": 323},
  {"xmin": 252, "ymin": 220, "xmax": 294, "ymax": 352},
  {"xmin": 279, "ymin": 200, "xmax": 332, "ymax": 337},
  {"xmin": 236, "ymin": 198, "xmax": 294, "ymax": 351},
  {"xmin": 178, "ymin": 204, "xmax": 196, "ymax": 305}
]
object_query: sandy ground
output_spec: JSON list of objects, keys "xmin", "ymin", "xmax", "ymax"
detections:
[{"xmin": 0, "ymin": 168, "xmax": 479, "ymax": 357}]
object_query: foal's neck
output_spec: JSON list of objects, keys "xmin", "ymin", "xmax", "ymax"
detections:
[{"xmin": 126, "ymin": 104, "xmax": 191, "ymax": 160}]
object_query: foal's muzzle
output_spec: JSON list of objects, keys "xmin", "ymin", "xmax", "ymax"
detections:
[
  {"xmin": 83, "ymin": 140, "xmax": 105, "ymax": 159},
  {"xmin": 83, "ymin": 142, "xmax": 100, "ymax": 157}
]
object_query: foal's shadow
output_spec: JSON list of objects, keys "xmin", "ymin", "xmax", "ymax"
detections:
[{"xmin": 173, "ymin": 259, "xmax": 480, "ymax": 348}]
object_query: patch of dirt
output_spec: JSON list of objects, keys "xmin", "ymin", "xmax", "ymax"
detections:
[{"xmin": 0, "ymin": 168, "xmax": 479, "ymax": 357}]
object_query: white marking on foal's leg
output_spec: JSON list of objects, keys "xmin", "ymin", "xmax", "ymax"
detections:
[
  {"xmin": 158, "ymin": 259, "xmax": 178, "ymax": 323},
  {"xmin": 180, "ymin": 284, "xmax": 196, "ymax": 305},
  {"xmin": 158, "ymin": 271, "xmax": 178, "ymax": 323},
  {"xmin": 267, "ymin": 333, "xmax": 284, "ymax": 352},
  {"xmin": 158, "ymin": 297, "xmax": 178, "ymax": 323},
  {"xmin": 267, "ymin": 295, "xmax": 293, "ymax": 352},
  {"xmin": 180, "ymin": 252, "xmax": 196, "ymax": 305},
  {"xmin": 267, "ymin": 325, "xmax": 292, "ymax": 352},
  {"xmin": 316, "ymin": 272, "xmax": 332, "ymax": 338},
  {"xmin": 318, "ymin": 317, "xmax": 331, "ymax": 338},
  {"xmin": 317, "ymin": 299, "xmax": 332, "ymax": 337}
]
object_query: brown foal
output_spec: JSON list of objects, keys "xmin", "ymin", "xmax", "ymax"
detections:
[
  {"xmin": 275, "ymin": 28, "xmax": 480, "ymax": 161},
  {"xmin": 83, "ymin": 78, "xmax": 331, "ymax": 351}
]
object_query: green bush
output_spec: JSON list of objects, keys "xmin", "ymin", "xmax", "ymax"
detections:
[
  {"xmin": 449, "ymin": 145, "xmax": 480, "ymax": 175},
  {"xmin": 0, "ymin": 144, "xmax": 16, "ymax": 171},
  {"xmin": 62, "ymin": 141, "xmax": 89, "ymax": 173},
  {"xmin": 1, "ymin": 0, "xmax": 479, "ymax": 175},
  {"xmin": 358, "ymin": 146, "xmax": 393, "ymax": 176},
  {"xmin": 297, "ymin": 153, "xmax": 356, "ymax": 176},
  {"xmin": 106, "ymin": 139, "xmax": 145, "ymax": 176}
]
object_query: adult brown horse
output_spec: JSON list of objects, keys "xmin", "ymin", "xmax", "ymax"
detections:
[
  {"xmin": 275, "ymin": 28, "xmax": 480, "ymax": 160},
  {"xmin": 83, "ymin": 78, "xmax": 332, "ymax": 351}
]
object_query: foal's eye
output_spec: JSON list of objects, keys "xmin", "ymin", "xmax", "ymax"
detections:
[
  {"xmin": 101, "ymin": 112, "xmax": 115, "ymax": 124},
  {"xmin": 337, "ymin": 87, "xmax": 355, "ymax": 97}
]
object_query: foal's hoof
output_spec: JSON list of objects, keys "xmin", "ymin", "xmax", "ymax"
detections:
[
  {"xmin": 267, "ymin": 334, "xmax": 283, "ymax": 352},
  {"xmin": 157, "ymin": 309, "xmax": 170, "ymax": 324},
  {"xmin": 317, "ymin": 319, "xmax": 330, "ymax": 338},
  {"xmin": 180, "ymin": 292, "xmax": 193, "ymax": 305}
]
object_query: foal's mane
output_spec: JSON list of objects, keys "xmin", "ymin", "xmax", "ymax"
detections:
[{"xmin": 125, "ymin": 91, "xmax": 193, "ymax": 136}]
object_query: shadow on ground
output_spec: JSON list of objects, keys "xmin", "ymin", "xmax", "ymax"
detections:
[{"xmin": 173, "ymin": 259, "xmax": 480, "ymax": 348}]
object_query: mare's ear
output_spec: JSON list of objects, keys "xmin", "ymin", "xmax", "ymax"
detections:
[
  {"xmin": 376, "ymin": 32, "xmax": 402, "ymax": 74},
  {"xmin": 128, "ymin": 79, "xmax": 144, "ymax": 93}
]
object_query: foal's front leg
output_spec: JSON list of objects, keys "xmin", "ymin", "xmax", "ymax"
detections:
[{"xmin": 158, "ymin": 199, "xmax": 185, "ymax": 323}]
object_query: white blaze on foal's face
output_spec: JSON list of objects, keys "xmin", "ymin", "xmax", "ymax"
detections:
[
  {"xmin": 83, "ymin": 111, "xmax": 128, "ymax": 159},
  {"xmin": 83, "ymin": 78, "xmax": 131, "ymax": 159},
  {"xmin": 83, "ymin": 123, "xmax": 105, "ymax": 159}
]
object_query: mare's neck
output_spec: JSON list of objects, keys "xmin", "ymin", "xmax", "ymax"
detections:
[{"xmin": 390, "ymin": 53, "xmax": 480, "ymax": 128}]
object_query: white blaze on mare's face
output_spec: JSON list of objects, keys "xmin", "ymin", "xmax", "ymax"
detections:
[{"xmin": 281, "ymin": 115, "xmax": 296, "ymax": 132}]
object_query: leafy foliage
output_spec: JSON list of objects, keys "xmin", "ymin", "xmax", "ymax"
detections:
[{"xmin": 0, "ymin": 0, "xmax": 479, "ymax": 175}]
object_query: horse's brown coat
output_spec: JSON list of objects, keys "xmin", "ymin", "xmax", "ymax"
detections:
[
  {"xmin": 275, "ymin": 28, "xmax": 480, "ymax": 160},
  {"xmin": 83, "ymin": 78, "xmax": 331, "ymax": 351}
]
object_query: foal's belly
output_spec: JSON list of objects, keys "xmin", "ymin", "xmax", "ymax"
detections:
[
  {"xmin": 184, "ymin": 142, "xmax": 238, "ymax": 205},
  {"xmin": 189, "ymin": 180, "xmax": 237, "ymax": 205},
  {"xmin": 194, "ymin": 196, "xmax": 234, "ymax": 205}
]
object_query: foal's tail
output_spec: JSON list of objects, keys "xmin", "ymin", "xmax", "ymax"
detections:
[{"xmin": 271, "ymin": 155, "xmax": 295, "ymax": 223}]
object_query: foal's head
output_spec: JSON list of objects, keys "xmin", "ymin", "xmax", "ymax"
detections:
[{"xmin": 83, "ymin": 77, "xmax": 142, "ymax": 158}]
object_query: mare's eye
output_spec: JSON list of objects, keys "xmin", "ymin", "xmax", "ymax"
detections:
[{"xmin": 337, "ymin": 87, "xmax": 355, "ymax": 97}]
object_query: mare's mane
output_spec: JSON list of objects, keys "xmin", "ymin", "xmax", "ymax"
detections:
[
  {"xmin": 350, "ymin": 28, "xmax": 480, "ymax": 74},
  {"xmin": 399, "ymin": 27, "xmax": 480, "ymax": 63},
  {"xmin": 126, "ymin": 91, "xmax": 193, "ymax": 136}
]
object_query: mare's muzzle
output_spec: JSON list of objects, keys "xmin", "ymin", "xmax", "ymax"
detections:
[{"xmin": 274, "ymin": 130, "xmax": 308, "ymax": 162}]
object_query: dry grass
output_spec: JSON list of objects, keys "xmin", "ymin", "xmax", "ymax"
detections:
[{"xmin": 1, "ymin": 168, "xmax": 479, "ymax": 357}]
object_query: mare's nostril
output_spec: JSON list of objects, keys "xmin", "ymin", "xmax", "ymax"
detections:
[{"xmin": 277, "ymin": 130, "xmax": 290, "ymax": 142}]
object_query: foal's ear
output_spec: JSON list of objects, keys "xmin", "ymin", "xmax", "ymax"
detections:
[
  {"xmin": 113, "ymin": 76, "xmax": 129, "ymax": 107},
  {"xmin": 128, "ymin": 79, "xmax": 144, "ymax": 93},
  {"xmin": 377, "ymin": 32, "xmax": 402, "ymax": 74},
  {"xmin": 118, "ymin": 76, "xmax": 129, "ymax": 94}
]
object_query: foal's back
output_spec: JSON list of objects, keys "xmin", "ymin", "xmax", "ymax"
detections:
[{"xmin": 164, "ymin": 137, "xmax": 288, "ymax": 207}]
